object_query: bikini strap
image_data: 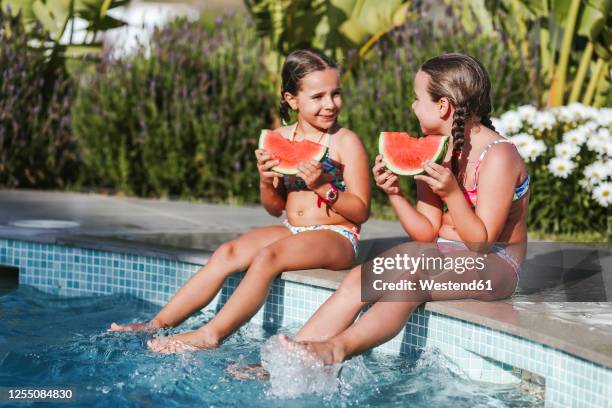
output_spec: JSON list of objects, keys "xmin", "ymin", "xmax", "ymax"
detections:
[
  {"xmin": 290, "ymin": 123, "xmax": 298, "ymax": 141},
  {"xmin": 291, "ymin": 123, "xmax": 329, "ymax": 147},
  {"xmin": 472, "ymin": 139, "xmax": 515, "ymax": 188}
]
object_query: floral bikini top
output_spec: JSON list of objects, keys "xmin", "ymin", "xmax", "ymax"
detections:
[
  {"xmin": 283, "ymin": 125, "xmax": 346, "ymax": 192},
  {"xmin": 462, "ymin": 139, "xmax": 530, "ymax": 206}
]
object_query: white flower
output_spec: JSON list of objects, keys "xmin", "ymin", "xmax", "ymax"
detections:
[
  {"xmin": 579, "ymin": 178, "xmax": 592, "ymax": 190},
  {"xmin": 592, "ymin": 182, "xmax": 612, "ymax": 207},
  {"xmin": 555, "ymin": 105, "xmax": 581, "ymax": 123},
  {"xmin": 554, "ymin": 142, "xmax": 580, "ymax": 158},
  {"xmin": 491, "ymin": 118, "xmax": 505, "ymax": 135},
  {"xmin": 562, "ymin": 128, "xmax": 587, "ymax": 145},
  {"xmin": 605, "ymin": 142, "xmax": 612, "ymax": 157},
  {"xmin": 548, "ymin": 157, "xmax": 576, "ymax": 178},
  {"xmin": 597, "ymin": 127, "xmax": 611, "ymax": 141},
  {"xmin": 586, "ymin": 132, "xmax": 609, "ymax": 156},
  {"xmin": 583, "ymin": 161, "xmax": 610, "ymax": 187},
  {"xmin": 516, "ymin": 105, "xmax": 537, "ymax": 122},
  {"xmin": 523, "ymin": 140, "xmax": 547, "ymax": 162},
  {"xmin": 581, "ymin": 121, "xmax": 600, "ymax": 133},
  {"xmin": 509, "ymin": 133, "xmax": 535, "ymax": 148},
  {"xmin": 510, "ymin": 133, "xmax": 547, "ymax": 161},
  {"xmin": 529, "ymin": 111, "xmax": 556, "ymax": 131},
  {"xmin": 499, "ymin": 111, "xmax": 523, "ymax": 134},
  {"xmin": 569, "ymin": 103, "xmax": 598, "ymax": 121},
  {"xmin": 595, "ymin": 109, "xmax": 612, "ymax": 127}
]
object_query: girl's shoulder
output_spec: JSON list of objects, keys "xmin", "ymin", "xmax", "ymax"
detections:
[
  {"xmin": 271, "ymin": 125, "xmax": 294, "ymax": 140},
  {"xmin": 329, "ymin": 125, "xmax": 361, "ymax": 145}
]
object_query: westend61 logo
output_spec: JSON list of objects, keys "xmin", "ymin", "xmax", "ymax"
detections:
[
  {"xmin": 361, "ymin": 243, "xmax": 497, "ymax": 302},
  {"xmin": 372, "ymin": 253, "xmax": 487, "ymax": 275}
]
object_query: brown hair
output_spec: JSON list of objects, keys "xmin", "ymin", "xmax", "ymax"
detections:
[
  {"xmin": 421, "ymin": 53, "xmax": 495, "ymax": 176},
  {"xmin": 279, "ymin": 49, "xmax": 338, "ymax": 124}
]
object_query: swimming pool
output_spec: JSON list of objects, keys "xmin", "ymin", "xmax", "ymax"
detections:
[
  {"xmin": 1, "ymin": 285, "xmax": 541, "ymax": 407},
  {"xmin": 0, "ymin": 238, "xmax": 610, "ymax": 407}
]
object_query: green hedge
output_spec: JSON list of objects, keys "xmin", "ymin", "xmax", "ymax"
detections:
[
  {"xmin": 0, "ymin": 7, "xmax": 79, "ymax": 188},
  {"xmin": 73, "ymin": 15, "xmax": 275, "ymax": 201}
]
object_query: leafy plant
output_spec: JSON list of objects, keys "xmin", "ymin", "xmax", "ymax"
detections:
[
  {"xmin": 461, "ymin": 0, "xmax": 612, "ymax": 107},
  {"xmin": 73, "ymin": 14, "xmax": 275, "ymax": 201},
  {"xmin": 1, "ymin": 0, "xmax": 128, "ymax": 73},
  {"xmin": 0, "ymin": 7, "xmax": 80, "ymax": 188},
  {"xmin": 244, "ymin": 0, "xmax": 411, "ymax": 87}
]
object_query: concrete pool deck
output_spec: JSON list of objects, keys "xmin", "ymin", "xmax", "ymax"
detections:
[{"xmin": 0, "ymin": 189, "xmax": 610, "ymax": 370}]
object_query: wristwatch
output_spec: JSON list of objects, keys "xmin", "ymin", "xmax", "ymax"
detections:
[
  {"xmin": 317, "ymin": 184, "xmax": 339, "ymax": 208},
  {"xmin": 325, "ymin": 184, "xmax": 339, "ymax": 203}
]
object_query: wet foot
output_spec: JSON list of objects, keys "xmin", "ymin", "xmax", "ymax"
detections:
[
  {"xmin": 147, "ymin": 329, "xmax": 219, "ymax": 354},
  {"xmin": 225, "ymin": 363, "xmax": 270, "ymax": 381},
  {"xmin": 277, "ymin": 334, "xmax": 345, "ymax": 365},
  {"xmin": 109, "ymin": 319, "xmax": 162, "ymax": 333}
]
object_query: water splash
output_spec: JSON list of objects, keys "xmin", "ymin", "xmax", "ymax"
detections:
[{"xmin": 260, "ymin": 335, "xmax": 372, "ymax": 399}]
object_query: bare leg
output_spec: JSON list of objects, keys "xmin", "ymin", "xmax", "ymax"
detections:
[
  {"xmin": 110, "ymin": 226, "xmax": 291, "ymax": 331},
  {"xmin": 294, "ymin": 264, "xmax": 368, "ymax": 342},
  {"xmin": 293, "ymin": 242, "xmax": 440, "ymax": 342},
  {"xmin": 148, "ymin": 229, "xmax": 355, "ymax": 353},
  {"xmin": 285, "ymin": 244, "xmax": 518, "ymax": 364}
]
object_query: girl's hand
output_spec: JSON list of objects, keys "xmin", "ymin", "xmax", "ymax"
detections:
[
  {"xmin": 414, "ymin": 161, "xmax": 460, "ymax": 201},
  {"xmin": 296, "ymin": 160, "xmax": 326, "ymax": 190},
  {"xmin": 255, "ymin": 149, "xmax": 283, "ymax": 185},
  {"xmin": 373, "ymin": 154, "xmax": 401, "ymax": 195}
]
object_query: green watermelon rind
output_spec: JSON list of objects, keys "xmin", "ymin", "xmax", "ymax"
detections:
[
  {"xmin": 258, "ymin": 130, "xmax": 328, "ymax": 176},
  {"xmin": 379, "ymin": 133, "xmax": 449, "ymax": 176}
]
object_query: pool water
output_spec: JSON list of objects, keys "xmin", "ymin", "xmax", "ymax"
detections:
[{"xmin": 0, "ymin": 286, "xmax": 541, "ymax": 407}]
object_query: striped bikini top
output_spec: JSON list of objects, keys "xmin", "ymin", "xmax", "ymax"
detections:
[
  {"xmin": 283, "ymin": 124, "xmax": 346, "ymax": 192},
  {"xmin": 463, "ymin": 139, "xmax": 530, "ymax": 206}
]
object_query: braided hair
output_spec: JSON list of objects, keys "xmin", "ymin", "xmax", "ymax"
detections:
[
  {"xmin": 279, "ymin": 50, "xmax": 338, "ymax": 125},
  {"xmin": 421, "ymin": 54, "xmax": 494, "ymax": 177}
]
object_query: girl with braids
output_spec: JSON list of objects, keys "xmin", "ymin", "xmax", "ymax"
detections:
[
  {"xmin": 279, "ymin": 53, "xmax": 530, "ymax": 365},
  {"xmin": 110, "ymin": 49, "xmax": 371, "ymax": 353}
]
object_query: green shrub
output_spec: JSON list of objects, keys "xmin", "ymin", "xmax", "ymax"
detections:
[
  {"xmin": 0, "ymin": 7, "xmax": 79, "ymax": 188},
  {"xmin": 73, "ymin": 14, "xmax": 275, "ymax": 201}
]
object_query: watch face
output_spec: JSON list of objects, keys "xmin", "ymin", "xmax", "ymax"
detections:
[{"xmin": 327, "ymin": 189, "xmax": 338, "ymax": 202}]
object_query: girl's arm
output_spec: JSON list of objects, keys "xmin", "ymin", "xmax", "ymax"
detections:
[
  {"xmin": 259, "ymin": 178, "xmax": 287, "ymax": 217},
  {"xmin": 374, "ymin": 155, "xmax": 442, "ymax": 241},
  {"xmin": 255, "ymin": 149, "xmax": 287, "ymax": 217},
  {"xmin": 300, "ymin": 130, "xmax": 371, "ymax": 225},
  {"xmin": 416, "ymin": 144, "xmax": 521, "ymax": 249},
  {"xmin": 455, "ymin": 144, "xmax": 519, "ymax": 246}
]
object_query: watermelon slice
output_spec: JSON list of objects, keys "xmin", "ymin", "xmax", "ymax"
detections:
[
  {"xmin": 258, "ymin": 130, "xmax": 328, "ymax": 175},
  {"xmin": 379, "ymin": 132, "xmax": 449, "ymax": 176}
]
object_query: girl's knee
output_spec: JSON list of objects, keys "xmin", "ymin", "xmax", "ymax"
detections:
[
  {"xmin": 338, "ymin": 265, "xmax": 362, "ymax": 294},
  {"xmin": 251, "ymin": 246, "xmax": 280, "ymax": 270},
  {"xmin": 214, "ymin": 241, "xmax": 236, "ymax": 262}
]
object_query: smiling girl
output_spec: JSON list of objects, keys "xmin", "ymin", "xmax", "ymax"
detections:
[{"xmin": 110, "ymin": 49, "xmax": 371, "ymax": 353}]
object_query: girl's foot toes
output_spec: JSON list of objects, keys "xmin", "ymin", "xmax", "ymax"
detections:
[
  {"xmin": 277, "ymin": 335, "xmax": 343, "ymax": 365},
  {"xmin": 225, "ymin": 363, "xmax": 270, "ymax": 380},
  {"xmin": 109, "ymin": 322, "xmax": 145, "ymax": 332},
  {"xmin": 147, "ymin": 338, "xmax": 198, "ymax": 354},
  {"xmin": 109, "ymin": 320, "xmax": 161, "ymax": 333},
  {"xmin": 147, "ymin": 331, "xmax": 219, "ymax": 354}
]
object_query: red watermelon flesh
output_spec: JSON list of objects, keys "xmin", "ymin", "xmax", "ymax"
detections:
[
  {"xmin": 258, "ymin": 130, "xmax": 328, "ymax": 175},
  {"xmin": 379, "ymin": 132, "xmax": 449, "ymax": 176}
]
